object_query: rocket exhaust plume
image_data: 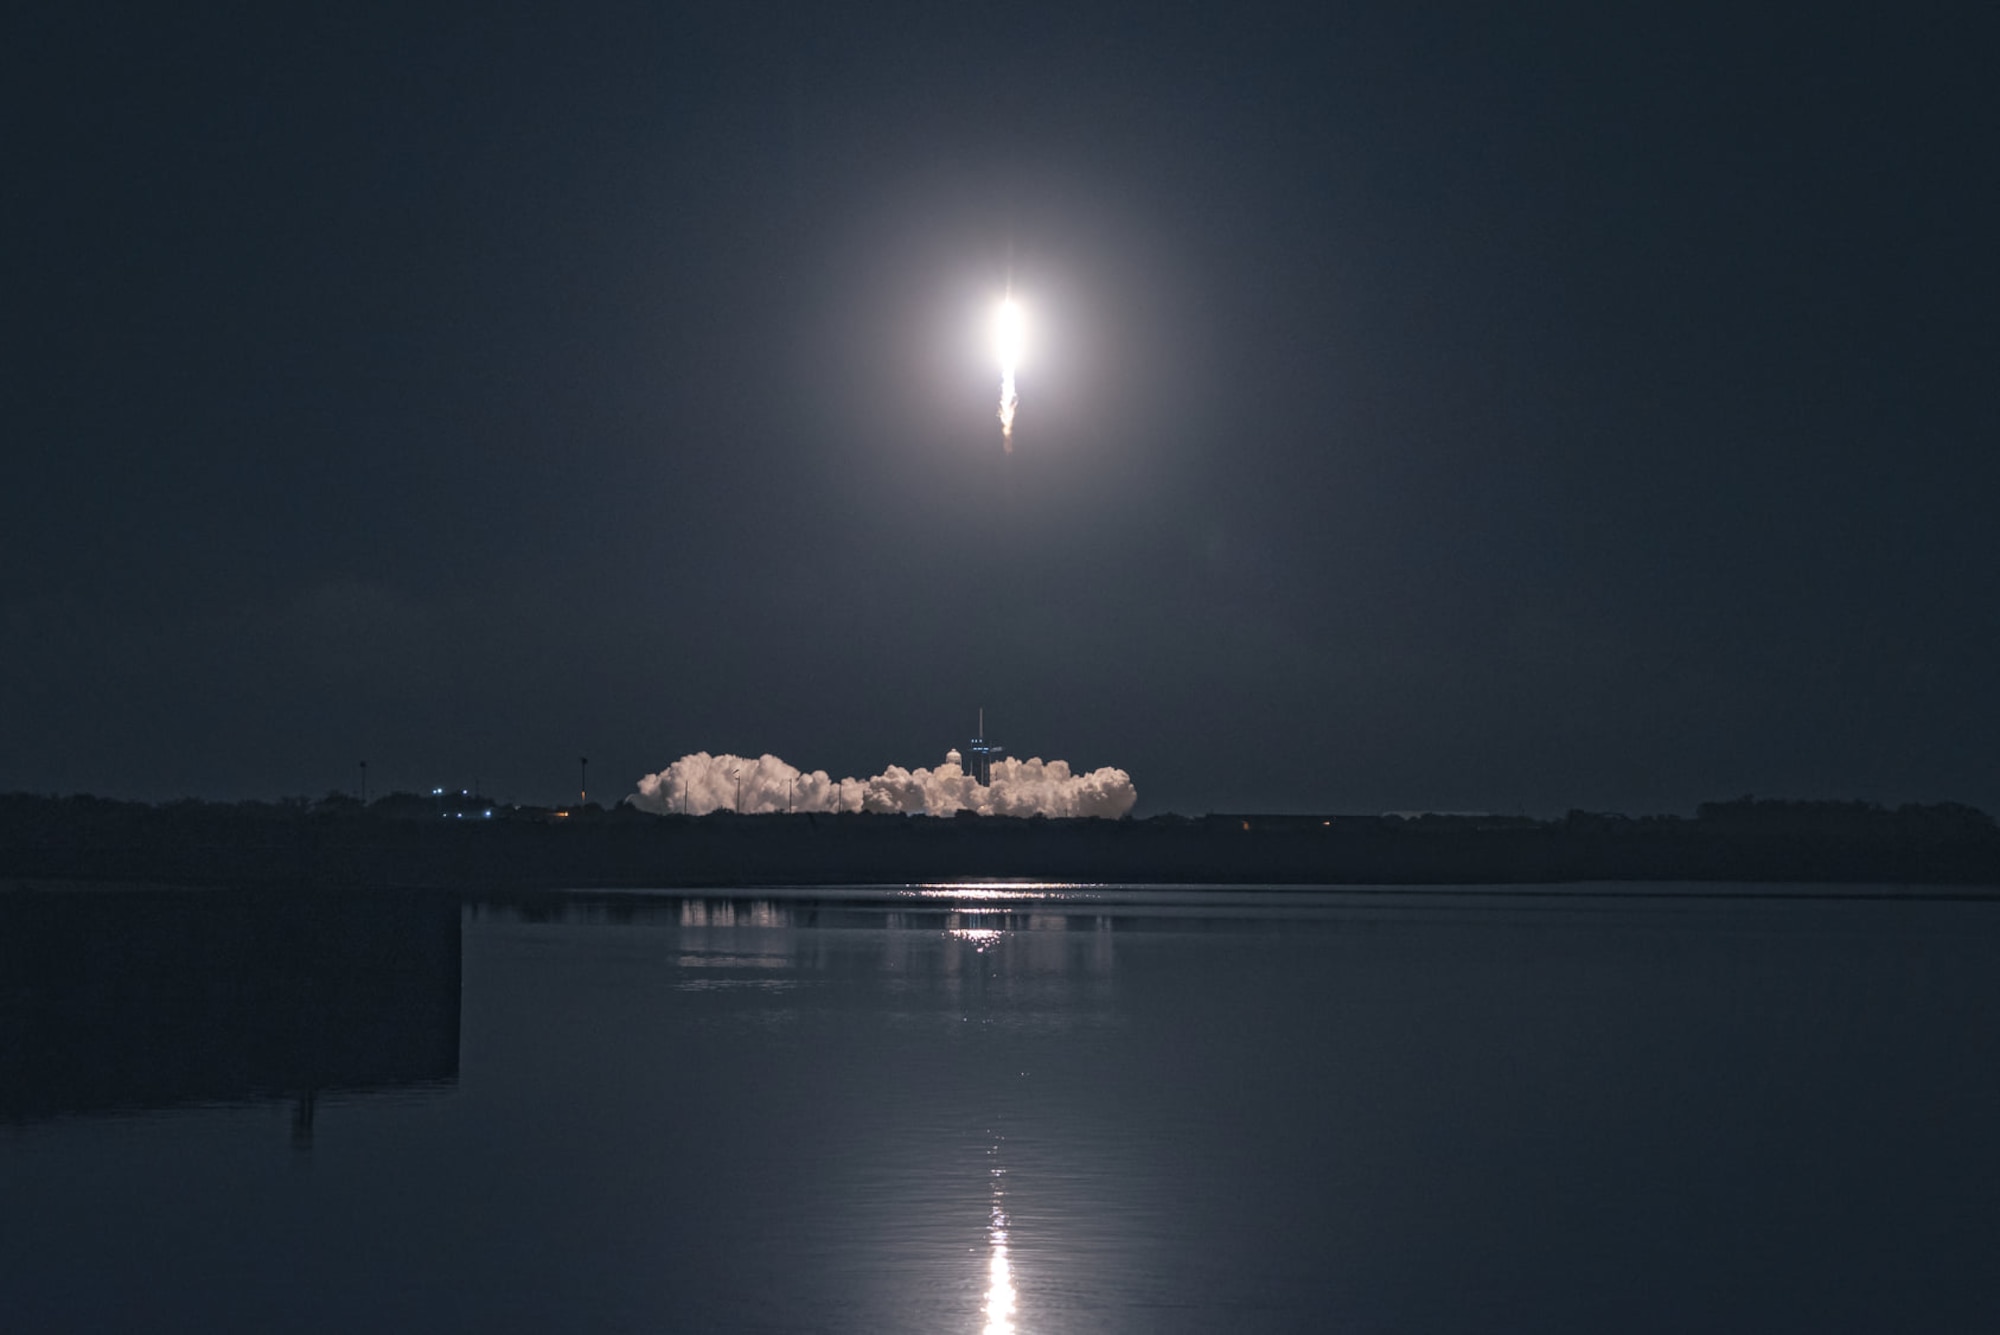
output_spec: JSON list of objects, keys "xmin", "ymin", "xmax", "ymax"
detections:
[
  {"xmin": 630, "ymin": 748, "xmax": 1136, "ymax": 818},
  {"xmin": 993, "ymin": 297, "xmax": 1023, "ymax": 451},
  {"xmin": 998, "ymin": 368, "xmax": 1017, "ymax": 451}
]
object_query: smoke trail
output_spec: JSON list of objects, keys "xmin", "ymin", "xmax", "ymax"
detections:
[
  {"xmin": 998, "ymin": 368, "xmax": 1017, "ymax": 451},
  {"xmin": 631, "ymin": 750, "xmax": 1136, "ymax": 819},
  {"xmin": 993, "ymin": 297, "xmax": 1023, "ymax": 452}
]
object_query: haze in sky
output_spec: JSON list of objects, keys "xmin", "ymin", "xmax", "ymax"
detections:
[{"xmin": 6, "ymin": 2, "xmax": 1995, "ymax": 814}]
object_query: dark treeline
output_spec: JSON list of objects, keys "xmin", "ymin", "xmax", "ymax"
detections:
[{"xmin": 3, "ymin": 792, "xmax": 1997, "ymax": 889}]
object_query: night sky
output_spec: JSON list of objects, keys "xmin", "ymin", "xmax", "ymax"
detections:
[{"xmin": 8, "ymin": 2, "xmax": 1995, "ymax": 815}]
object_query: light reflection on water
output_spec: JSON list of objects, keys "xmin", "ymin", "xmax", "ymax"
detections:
[
  {"xmin": 8, "ymin": 886, "xmax": 2000, "ymax": 1333},
  {"xmin": 676, "ymin": 898, "xmax": 791, "ymax": 928},
  {"xmin": 983, "ymin": 1156, "xmax": 1017, "ymax": 1335}
]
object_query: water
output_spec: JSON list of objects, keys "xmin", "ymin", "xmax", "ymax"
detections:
[{"xmin": 4, "ymin": 884, "xmax": 1999, "ymax": 1332}]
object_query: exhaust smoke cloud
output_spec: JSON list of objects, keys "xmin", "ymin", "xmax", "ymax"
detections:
[{"xmin": 631, "ymin": 750, "xmax": 1136, "ymax": 819}]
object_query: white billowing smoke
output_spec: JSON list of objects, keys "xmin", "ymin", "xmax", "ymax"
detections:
[{"xmin": 630, "ymin": 750, "xmax": 1136, "ymax": 819}]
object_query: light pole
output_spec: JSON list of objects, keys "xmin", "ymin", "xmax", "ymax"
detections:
[
  {"xmin": 579, "ymin": 756, "xmax": 589, "ymax": 806},
  {"xmin": 733, "ymin": 769, "xmax": 742, "ymax": 812}
]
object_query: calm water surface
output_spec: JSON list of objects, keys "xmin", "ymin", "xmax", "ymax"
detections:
[{"xmin": 4, "ymin": 884, "xmax": 1999, "ymax": 1332}]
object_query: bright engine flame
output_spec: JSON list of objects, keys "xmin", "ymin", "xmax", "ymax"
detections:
[{"xmin": 993, "ymin": 298, "xmax": 1022, "ymax": 451}]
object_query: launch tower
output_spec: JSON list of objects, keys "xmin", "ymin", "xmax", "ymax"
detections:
[{"xmin": 964, "ymin": 708, "xmax": 1005, "ymax": 786}]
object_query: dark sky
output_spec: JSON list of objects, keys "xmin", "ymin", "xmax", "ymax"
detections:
[{"xmin": 7, "ymin": 1, "xmax": 1995, "ymax": 814}]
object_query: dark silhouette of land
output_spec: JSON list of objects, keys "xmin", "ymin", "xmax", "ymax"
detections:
[
  {"xmin": 3, "ymin": 792, "xmax": 1996, "ymax": 891},
  {"xmin": 0, "ymin": 887, "xmax": 460, "ymax": 1126}
]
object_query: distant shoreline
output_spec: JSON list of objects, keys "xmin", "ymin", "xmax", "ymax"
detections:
[{"xmin": 5, "ymin": 793, "xmax": 1997, "ymax": 892}]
